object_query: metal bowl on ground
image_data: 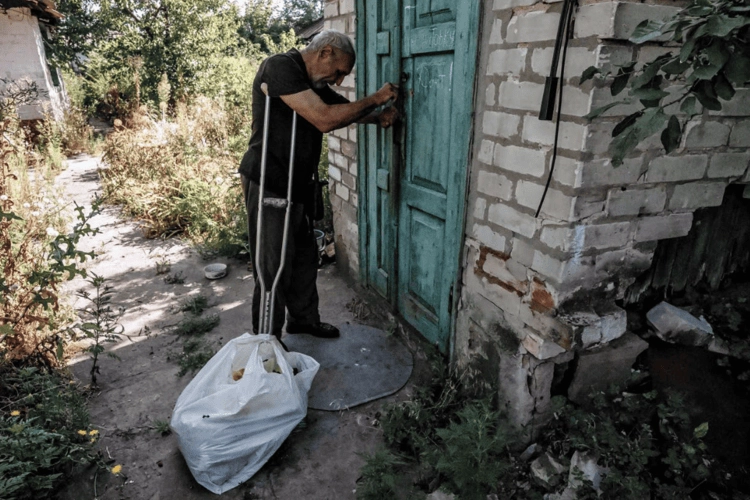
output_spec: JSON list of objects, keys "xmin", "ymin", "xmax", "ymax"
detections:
[{"xmin": 203, "ymin": 263, "xmax": 227, "ymax": 280}]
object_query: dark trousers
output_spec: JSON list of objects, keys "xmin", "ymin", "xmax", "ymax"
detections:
[{"xmin": 242, "ymin": 175, "xmax": 320, "ymax": 338}]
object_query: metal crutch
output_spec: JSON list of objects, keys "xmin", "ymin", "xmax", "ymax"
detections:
[{"xmin": 255, "ymin": 82, "xmax": 298, "ymax": 335}]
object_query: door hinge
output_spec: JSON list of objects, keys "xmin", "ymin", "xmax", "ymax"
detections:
[{"xmin": 449, "ymin": 287, "xmax": 454, "ymax": 308}]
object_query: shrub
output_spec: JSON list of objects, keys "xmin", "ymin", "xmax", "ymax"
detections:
[
  {"xmin": 0, "ymin": 366, "xmax": 99, "ymax": 500},
  {"xmin": 543, "ymin": 390, "xmax": 715, "ymax": 499},
  {"xmin": 362, "ymin": 353, "xmax": 727, "ymax": 499},
  {"xmin": 1, "ymin": 115, "xmax": 100, "ymax": 364},
  {"xmin": 100, "ymin": 99, "xmax": 248, "ymax": 256}
]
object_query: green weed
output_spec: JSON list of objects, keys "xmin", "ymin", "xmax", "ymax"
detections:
[
  {"xmin": 175, "ymin": 338, "xmax": 215, "ymax": 376},
  {"xmin": 151, "ymin": 419, "xmax": 171, "ymax": 436},
  {"xmin": 178, "ymin": 295, "xmax": 209, "ymax": 316},
  {"xmin": 70, "ymin": 274, "xmax": 124, "ymax": 387},
  {"xmin": 0, "ymin": 366, "xmax": 100, "ymax": 500},
  {"xmin": 100, "ymin": 98, "xmax": 249, "ymax": 257},
  {"xmin": 174, "ymin": 314, "xmax": 219, "ymax": 336},
  {"xmin": 163, "ymin": 272, "xmax": 185, "ymax": 285},
  {"xmin": 362, "ymin": 352, "xmax": 726, "ymax": 499},
  {"xmin": 356, "ymin": 448, "xmax": 410, "ymax": 500}
]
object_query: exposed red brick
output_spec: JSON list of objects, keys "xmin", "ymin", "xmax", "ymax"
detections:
[
  {"xmin": 529, "ymin": 278, "xmax": 555, "ymax": 313},
  {"xmin": 474, "ymin": 245, "xmax": 526, "ymax": 296}
]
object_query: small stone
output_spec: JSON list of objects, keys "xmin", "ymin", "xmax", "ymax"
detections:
[
  {"xmin": 647, "ymin": 301, "xmax": 714, "ymax": 346},
  {"xmin": 531, "ymin": 453, "xmax": 567, "ymax": 489},
  {"xmin": 544, "ymin": 488, "xmax": 576, "ymax": 500},
  {"xmin": 325, "ymin": 243, "xmax": 336, "ymax": 258},
  {"xmin": 568, "ymin": 451, "xmax": 608, "ymax": 492},
  {"xmin": 426, "ymin": 491, "xmax": 456, "ymax": 500},
  {"xmin": 520, "ymin": 443, "xmax": 540, "ymax": 462},
  {"xmin": 707, "ymin": 337, "xmax": 730, "ymax": 355}
]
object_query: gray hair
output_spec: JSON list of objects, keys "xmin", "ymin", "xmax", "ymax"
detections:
[{"xmin": 304, "ymin": 30, "xmax": 356, "ymax": 61}]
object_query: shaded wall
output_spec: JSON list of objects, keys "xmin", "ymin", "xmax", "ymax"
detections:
[{"xmin": 0, "ymin": 7, "xmax": 65, "ymax": 120}]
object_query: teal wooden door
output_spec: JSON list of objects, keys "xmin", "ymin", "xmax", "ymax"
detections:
[{"xmin": 359, "ymin": 0, "xmax": 479, "ymax": 352}]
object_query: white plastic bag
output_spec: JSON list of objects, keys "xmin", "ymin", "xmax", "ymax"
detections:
[{"xmin": 171, "ymin": 333, "xmax": 319, "ymax": 494}]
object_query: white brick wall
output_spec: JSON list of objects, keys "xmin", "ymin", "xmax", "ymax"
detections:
[
  {"xmin": 634, "ymin": 214, "xmax": 694, "ymax": 242},
  {"xmin": 0, "ymin": 9, "xmax": 65, "ymax": 120},
  {"xmin": 708, "ymin": 152, "xmax": 750, "ymax": 178},
  {"xmin": 669, "ymin": 182, "xmax": 726, "ymax": 210},
  {"xmin": 684, "ymin": 121, "xmax": 731, "ymax": 149},
  {"xmin": 487, "ymin": 48, "xmax": 527, "ymax": 76},
  {"xmin": 498, "ymin": 80, "xmax": 546, "ymax": 112},
  {"xmin": 484, "ymin": 111, "xmax": 521, "ymax": 139},
  {"xmin": 646, "ymin": 155, "xmax": 708, "ymax": 183},
  {"xmin": 472, "ymin": 223, "xmax": 507, "ymax": 250},
  {"xmin": 493, "ymin": 145, "xmax": 547, "ymax": 177},
  {"xmin": 506, "ymin": 11, "xmax": 561, "ymax": 43},
  {"xmin": 488, "ymin": 203, "xmax": 538, "ymax": 238},
  {"xmin": 477, "ymin": 170, "xmax": 513, "ymax": 200},
  {"xmin": 606, "ymin": 187, "xmax": 667, "ymax": 217}
]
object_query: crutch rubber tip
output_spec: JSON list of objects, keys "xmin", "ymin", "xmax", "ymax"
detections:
[{"xmin": 261, "ymin": 82, "xmax": 269, "ymax": 96}]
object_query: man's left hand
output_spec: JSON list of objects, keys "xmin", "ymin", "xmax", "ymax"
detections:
[{"xmin": 378, "ymin": 106, "xmax": 399, "ymax": 128}]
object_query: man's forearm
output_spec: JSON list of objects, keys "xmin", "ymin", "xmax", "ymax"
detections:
[
  {"xmin": 280, "ymin": 83, "xmax": 398, "ymax": 133},
  {"xmin": 320, "ymin": 95, "xmax": 383, "ymax": 131}
]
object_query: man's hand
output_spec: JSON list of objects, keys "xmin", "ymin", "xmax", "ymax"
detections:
[
  {"xmin": 378, "ymin": 106, "xmax": 399, "ymax": 128},
  {"xmin": 374, "ymin": 82, "xmax": 399, "ymax": 106}
]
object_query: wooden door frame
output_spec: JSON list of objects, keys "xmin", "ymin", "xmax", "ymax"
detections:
[{"xmin": 356, "ymin": 0, "xmax": 481, "ymax": 355}]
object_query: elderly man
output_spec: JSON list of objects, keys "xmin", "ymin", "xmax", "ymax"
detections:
[{"xmin": 239, "ymin": 30, "xmax": 398, "ymax": 341}]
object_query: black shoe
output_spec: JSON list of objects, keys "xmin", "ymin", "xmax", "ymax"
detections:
[{"xmin": 286, "ymin": 322, "xmax": 340, "ymax": 338}]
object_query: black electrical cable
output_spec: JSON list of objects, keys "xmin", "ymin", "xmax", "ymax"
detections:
[
  {"xmin": 536, "ymin": 0, "xmax": 577, "ymax": 218},
  {"xmin": 539, "ymin": 0, "xmax": 573, "ymax": 121}
]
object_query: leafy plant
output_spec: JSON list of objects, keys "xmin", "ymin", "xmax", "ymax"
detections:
[
  {"xmin": 582, "ymin": 0, "xmax": 750, "ymax": 165},
  {"xmin": 100, "ymin": 99, "xmax": 248, "ymax": 257},
  {"xmin": 174, "ymin": 314, "xmax": 220, "ymax": 336},
  {"xmin": 175, "ymin": 338, "xmax": 215, "ymax": 376},
  {"xmin": 356, "ymin": 447, "xmax": 409, "ymax": 500},
  {"xmin": 70, "ymin": 274, "xmax": 124, "ymax": 387},
  {"xmin": 428, "ymin": 399, "xmax": 516, "ymax": 499},
  {"xmin": 0, "ymin": 366, "xmax": 100, "ymax": 500},
  {"xmin": 542, "ymin": 390, "xmax": 716, "ymax": 498},
  {"xmin": 151, "ymin": 419, "xmax": 171, "ymax": 436},
  {"xmin": 178, "ymin": 295, "xmax": 209, "ymax": 316},
  {"xmin": 1, "ymin": 116, "xmax": 102, "ymax": 364}
]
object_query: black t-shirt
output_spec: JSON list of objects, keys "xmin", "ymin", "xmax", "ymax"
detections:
[{"xmin": 239, "ymin": 48, "xmax": 349, "ymax": 205}]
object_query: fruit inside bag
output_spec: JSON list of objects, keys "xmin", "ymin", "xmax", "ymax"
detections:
[{"xmin": 231, "ymin": 341, "xmax": 280, "ymax": 380}]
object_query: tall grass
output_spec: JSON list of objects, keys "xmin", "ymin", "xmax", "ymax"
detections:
[
  {"xmin": 0, "ymin": 104, "xmax": 101, "ymax": 366},
  {"xmin": 100, "ymin": 97, "xmax": 249, "ymax": 256}
]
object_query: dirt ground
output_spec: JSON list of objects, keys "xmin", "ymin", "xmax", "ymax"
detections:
[{"xmin": 55, "ymin": 155, "xmax": 430, "ymax": 500}]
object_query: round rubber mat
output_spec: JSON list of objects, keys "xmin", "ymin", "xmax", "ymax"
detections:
[{"xmin": 283, "ymin": 323, "xmax": 413, "ymax": 411}]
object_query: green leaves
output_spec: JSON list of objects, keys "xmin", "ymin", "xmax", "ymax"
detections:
[
  {"xmin": 630, "ymin": 19, "xmax": 667, "ymax": 44},
  {"xmin": 693, "ymin": 422, "xmax": 709, "ymax": 439},
  {"xmin": 585, "ymin": 0, "xmax": 750, "ymax": 165},
  {"xmin": 692, "ymin": 80, "xmax": 723, "ymax": 110},
  {"xmin": 612, "ymin": 63, "xmax": 636, "ymax": 96},
  {"xmin": 661, "ymin": 115, "xmax": 682, "ymax": 153},
  {"xmin": 680, "ymin": 95, "xmax": 699, "ymax": 115},
  {"xmin": 0, "ymin": 210, "xmax": 22, "ymax": 222},
  {"xmin": 724, "ymin": 52, "xmax": 750, "ymax": 85},
  {"xmin": 609, "ymin": 108, "xmax": 668, "ymax": 166},
  {"xmin": 704, "ymin": 14, "xmax": 749, "ymax": 36},
  {"xmin": 580, "ymin": 66, "xmax": 602, "ymax": 84},
  {"xmin": 584, "ymin": 102, "xmax": 626, "ymax": 120}
]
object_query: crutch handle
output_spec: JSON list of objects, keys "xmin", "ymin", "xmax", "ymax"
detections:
[{"xmin": 261, "ymin": 82, "xmax": 269, "ymax": 96}]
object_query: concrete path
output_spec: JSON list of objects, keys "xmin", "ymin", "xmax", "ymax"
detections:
[{"xmin": 55, "ymin": 155, "xmax": 426, "ymax": 500}]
